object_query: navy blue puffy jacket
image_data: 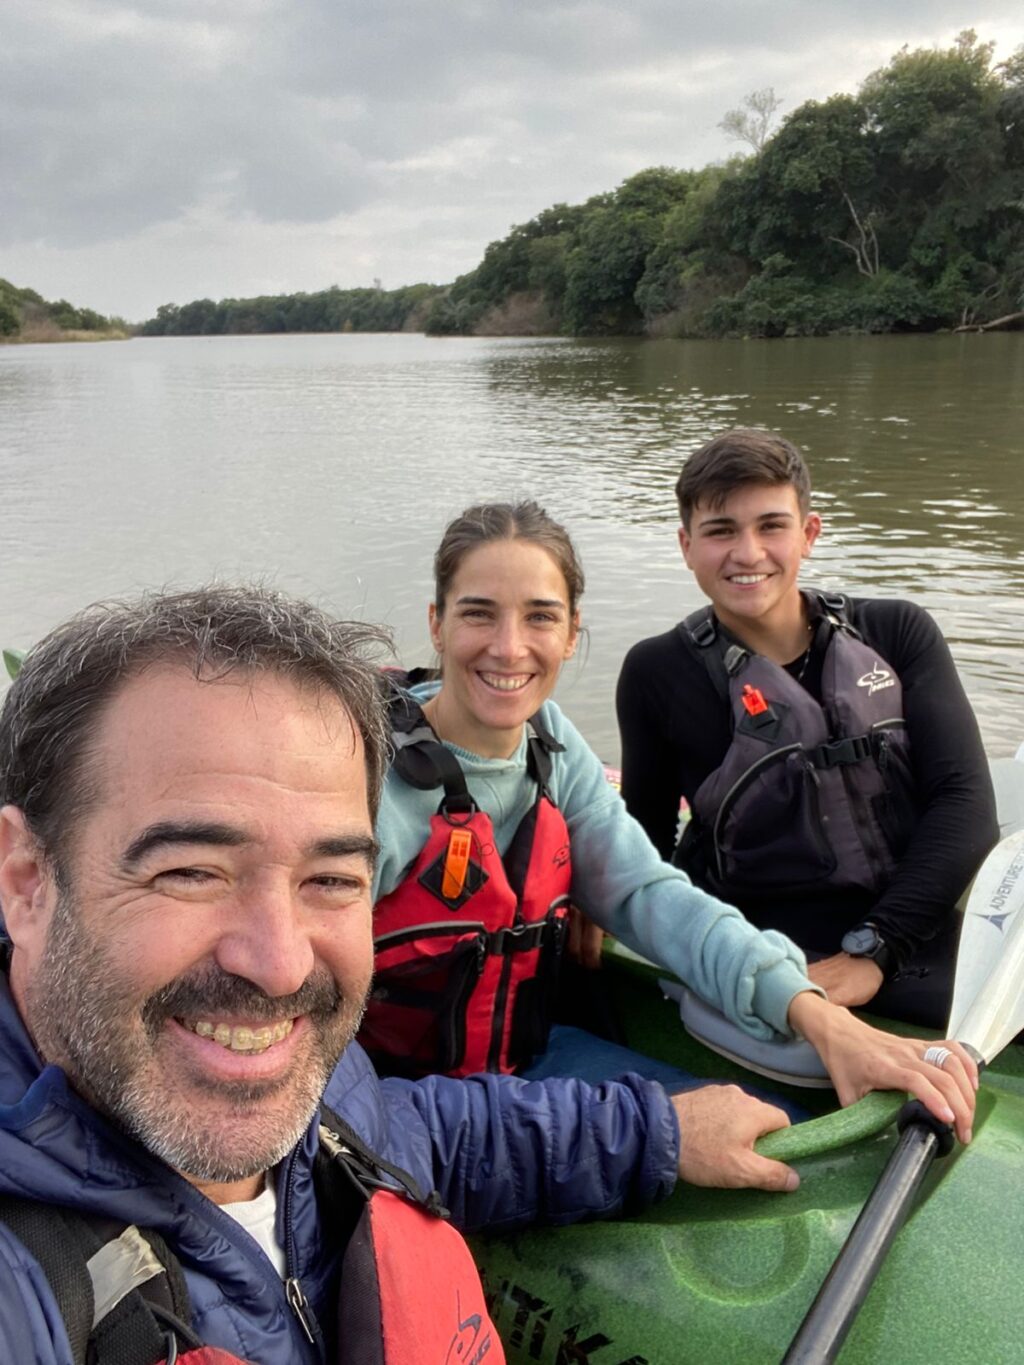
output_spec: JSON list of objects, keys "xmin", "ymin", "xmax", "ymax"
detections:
[{"xmin": 0, "ymin": 975, "xmax": 678, "ymax": 1363}]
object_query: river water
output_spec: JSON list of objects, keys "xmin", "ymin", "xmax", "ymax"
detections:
[{"xmin": 1, "ymin": 331, "xmax": 1021, "ymax": 759}]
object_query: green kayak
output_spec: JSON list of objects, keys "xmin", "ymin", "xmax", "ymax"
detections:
[
  {"xmin": 472, "ymin": 947, "xmax": 1024, "ymax": 1364},
  {"xmin": 471, "ymin": 756, "xmax": 1024, "ymax": 1365}
]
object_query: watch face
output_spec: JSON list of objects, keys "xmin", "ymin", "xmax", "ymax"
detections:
[{"xmin": 842, "ymin": 926, "xmax": 880, "ymax": 957}]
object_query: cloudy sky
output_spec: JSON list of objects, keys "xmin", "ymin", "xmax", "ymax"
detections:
[{"xmin": 4, "ymin": 0, "xmax": 1022, "ymax": 321}]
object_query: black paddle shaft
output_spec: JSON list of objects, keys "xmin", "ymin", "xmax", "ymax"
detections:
[{"xmin": 782, "ymin": 1101, "xmax": 955, "ymax": 1365}]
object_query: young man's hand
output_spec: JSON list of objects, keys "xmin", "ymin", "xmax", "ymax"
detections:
[
  {"xmin": 806, "ymin": 951, "xmax": 882, "ymax": 1007},
  {"xmin": 671, "ymin": 1085, "xmax": 798, "ymax": 1191}
]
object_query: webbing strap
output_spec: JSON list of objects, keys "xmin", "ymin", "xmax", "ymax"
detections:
[
  {"xmin": 389, "ymin": 685, "xmax": 562, "ymax": 810},
  {"xmin": 319, "ymin": 1103, "xmax": 450, "ymax": 1220},
  {"xmin": 679, "ymin": 609, "xmax": 731, "ymax": 703},
  {"xmin": 392, "ymin": 736, "xmax": 476, "ymax": 812},
  {"xmin": 0, "ymin": 1197, "xmax": 95, "ymax": 1364},
  {"xmin": 87, "ymin": 1226, "xmax": 166, "ymax": 1329},
  {"xmin": 0, "ymin": 1197, "xmax": 194, "ymax": 1365},
  {"xmin": 813, "ymin": 591, "xmax": 865, "ymax": 641}
]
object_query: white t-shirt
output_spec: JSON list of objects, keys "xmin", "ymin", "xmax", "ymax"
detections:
[{"xmin": 220, "ymin": 1183, "xmax": 287, "ymax": 1278}]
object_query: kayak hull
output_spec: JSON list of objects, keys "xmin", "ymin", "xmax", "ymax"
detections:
[{"xmin": 471, "ymin": 952, "xmax": 1024, "ymax": 1364}]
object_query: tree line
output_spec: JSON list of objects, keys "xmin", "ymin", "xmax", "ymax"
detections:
[
  {"xmin": 0, "ymin": 279, "xmax": 126, "ymax": 341},
  {"xmin": 138, "ymin": 30, "xmax": 1023, "ymax": 341},
  {"xmin": 425, "ymin": 32, "xmax": 1024, "ymax": 338},
  {"xmin": 139, "ymin": 283, "xmax": 442, "ymax": 337}
]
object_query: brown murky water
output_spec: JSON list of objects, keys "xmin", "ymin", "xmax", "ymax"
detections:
[{"xmin": 2, "ymin": 331, "xmax": 1021, "ymax": 757}]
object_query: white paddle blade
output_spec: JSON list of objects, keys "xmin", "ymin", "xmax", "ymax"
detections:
[{"xmin": 948, "ymin": 828, "xmax": 1024, "ymax": 1056}]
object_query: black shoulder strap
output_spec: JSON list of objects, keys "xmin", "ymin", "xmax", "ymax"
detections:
[
  {"xmin": 385, "ymin": 680, "xmax": 475, "ymax": 814},
  {"xmin": 524, "ymin": 711, "xmax": 565, "ymax": 798},
  {"xmin": 317, "ymin": 1103, "xmax": 449, "ymax": 1220},
  {"xmin": 0, "ymin": 1195, "xmax": 197, "ymax": 1365},
  {"xmin": 813, "ymin": 590, "xmax": 863, "ymax": 639},
  {"xmin": 392, "ymin": 736, "xmax": 475, "ymax": 813},
  {"xmin": 387, "ymin": 675, "xmax": 565, "ymax": 812},
  {"xmin": 677, "ymin": 609, "xmax": 749, "ymax": 703},
  {"xmin": 0, "ymin": 1197, "xmax": 95, "ymax": 1364}
]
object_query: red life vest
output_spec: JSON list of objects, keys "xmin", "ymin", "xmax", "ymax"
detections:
[
  {"xmin": 359, "ymin": 692, "xmax": 572, "ymax": 1078},
  {"xmin": 336, "ymin": 1187, "xmax": 503, "ymax": 1365},
  {"xmin": 320, "ymin": 1114, "xmax": 505, "ymax": 1365},
  {"xmin": 160, "ymin": 1353, "xmax": 249, "ymax": 1364},
  {"xmin": 153, "ymin": 1188, "xmax": 504, "ymax": 1364},
  {"xmin": 3, "ymin": 1108, "xmax": 504, "ymax": 1365},
  {"xmin": 152, "ymin": 1196, "xmax": 503, "ymax": 1364}
]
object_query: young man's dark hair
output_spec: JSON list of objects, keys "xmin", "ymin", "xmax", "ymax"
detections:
[{"xmin": 675, "ymin": 428, "xmax": 812, "ymax": 529}]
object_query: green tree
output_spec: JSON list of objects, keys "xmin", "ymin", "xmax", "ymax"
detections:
[
  {"xmin": 861, "ymin": 33, "xmax": 1009, "ymax": 271},
  {"xmin": 562, "ymin": 168, "xmax": 694, "ymax": 332},
  {"xmin": 0, "ymin": 298, "xmax": 20, "ymax": 336},
  {"xmin": 715, "ymin": 96, "xmax": 878, "ymax": 278},
  {"xmin": 634, "ymin": 164, "xmax": 743, "ymax": 324}
]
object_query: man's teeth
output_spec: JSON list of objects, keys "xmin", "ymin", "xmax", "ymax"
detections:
[
  {"xmin": 481, "ymin": 673, "xmax": 529, "ymax": 691},
  {"xmin": 184, "ymin": 1018, "xmax": 294, "ymax": 1054},
  {"xmin": 730, "ymin": 574, "xmax": 768, "ymax": 585}
]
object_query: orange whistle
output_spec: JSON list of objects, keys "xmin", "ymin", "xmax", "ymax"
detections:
[
  {"xmin": 742, "ymin": 684, "xmax": 769, "ymax": 716},
  {"xmin": 441, "ymin": 828, "xmax": 473, "ymax": 900}
]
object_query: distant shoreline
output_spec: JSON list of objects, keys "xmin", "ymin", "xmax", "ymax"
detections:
[{"xmin": 0, "ymin": 326, "xmax": 132, "ymax": 345}]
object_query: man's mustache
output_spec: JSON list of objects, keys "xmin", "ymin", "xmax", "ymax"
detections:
[{"xmin": 141, "ymin": 965, "xmax": 342, "ymax": 1037}]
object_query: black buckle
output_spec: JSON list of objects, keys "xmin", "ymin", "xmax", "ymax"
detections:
[
  {"xmin": 489, "ymin": 922, "xmax": 547, "ymax": 954},
  {"xmin": 723, "ymin": 644, "xmax": 750, "ymax": 676},
  {"xmin": 810, "ymin": 735, "xmax": 872, "ymax": 769}
]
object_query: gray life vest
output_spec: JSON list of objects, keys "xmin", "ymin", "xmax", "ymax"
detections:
[{"xmin": 676, "ymin": 595, "xmax": 917, "ymax": 901}]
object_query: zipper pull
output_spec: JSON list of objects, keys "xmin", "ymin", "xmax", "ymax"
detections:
[{"xmin": 286, "ymin": 1276, "xmax": 316, "ymax": 1344}]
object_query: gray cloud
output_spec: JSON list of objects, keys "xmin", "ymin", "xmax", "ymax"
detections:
[{"xmin": 3, "ymin": 0, "xmax": 1021, "ymax": 316}]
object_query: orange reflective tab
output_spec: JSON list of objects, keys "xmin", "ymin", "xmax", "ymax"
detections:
[
  {"xmin": 742, "ymin": 683, "xmax": 769, "ymax": 716},
  {"xmin": 441, "ymin": 828, "xmax": 473, "ymax": 900}
]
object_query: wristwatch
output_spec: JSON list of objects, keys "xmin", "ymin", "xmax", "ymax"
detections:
[{"xmin": 841, "ymin": 923, "xmax": 895, "ymax": 978}]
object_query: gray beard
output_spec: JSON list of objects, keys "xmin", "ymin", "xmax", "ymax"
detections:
[{"xmin": 25, "ymin": 892, "xmax": 367, "ymax": 1183}]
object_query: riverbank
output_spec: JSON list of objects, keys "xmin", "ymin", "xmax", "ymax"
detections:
[{"xmin": 1, "ymin": 324, "xmax": 132, "ymax": 344}]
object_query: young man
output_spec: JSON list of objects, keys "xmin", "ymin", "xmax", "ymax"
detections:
[{"xmin": 616, "ymin": 428, "xmax": 999, "ymax": 1028}]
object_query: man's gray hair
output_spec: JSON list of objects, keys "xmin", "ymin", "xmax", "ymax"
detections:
[{"xmin": 0, "ymin": 586, "xmax": 392, "ymax": 870}]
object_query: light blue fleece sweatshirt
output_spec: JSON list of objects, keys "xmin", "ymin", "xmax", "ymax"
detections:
[{"xmin": 373, "ymin": 684, "xmax": 817, "ymax": 1040}]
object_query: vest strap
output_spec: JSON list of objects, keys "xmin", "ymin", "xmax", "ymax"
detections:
[
  {"xmin": 686, "ymin": 609, "xmax": 717, "ymax": 649},
  {"xmin": 389, "ymin": 683, "xmax": 562, "ymax": 811},
  {"xmin": 723, "ymin": 643, "xmax": 750, "ymax": 676},
  {"xmin": 487, "ymin": 920, "xmax": 549, "ymax": 954},
  {"xmin": 0, "ymin": 1196, "xmax": 197, "ymax": 1365},
  {"xmin": 318, "ymin": 1103, "xmax": 450, "ymax": 1219},
  {"xmin": 680, "ymin": 609, "xmax": 731, "ymax": 702},
  {"xmin": 808, "ymin": 734, "xmax": 873, "ymax": 769},
  {"xmin": 87, "ymin": 1225, "xmax": 167, "ymax": 1328}
]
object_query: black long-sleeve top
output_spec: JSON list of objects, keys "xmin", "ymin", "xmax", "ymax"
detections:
[{"xmin": 615, "ymin": 597, "xmax": 999, "ymax": 967}]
